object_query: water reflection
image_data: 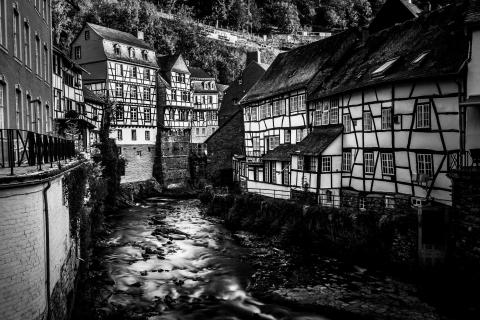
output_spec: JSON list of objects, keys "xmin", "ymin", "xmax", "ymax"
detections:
[{"xmin": 96, "ymin": 198, "xmax": 329, "ymax": 320}]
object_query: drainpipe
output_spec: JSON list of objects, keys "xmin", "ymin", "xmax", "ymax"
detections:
[{"xmin": 43, "ymin": 181, "xmax": 52, "ymax": 320}]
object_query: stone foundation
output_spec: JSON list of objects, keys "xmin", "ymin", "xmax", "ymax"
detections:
[
  {"xmin": 160, "ymin": 131, "xmax": 191, "ymax": 188},
  {"xmin": 119, "ymin": 144, "xmax": 156, "ymax": 184}
]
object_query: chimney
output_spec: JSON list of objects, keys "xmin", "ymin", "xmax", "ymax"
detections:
[
  {"xmin": 137, "ymin": 31, "xmax": 144, "ymax": 40},
  {"xmin": 246, "ymin": 50, "xmax": 261, "ymax": 65}
]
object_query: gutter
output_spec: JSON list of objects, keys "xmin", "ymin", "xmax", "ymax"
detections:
[{"xmin": 43, "ymin": 181, "xmax": 52, "ymax": 320}]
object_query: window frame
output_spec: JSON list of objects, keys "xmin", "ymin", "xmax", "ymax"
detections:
[
  {"xmin": 380, "ymin": 152, "xmax": 395, "ymax": 176},
  {"xmin": 363, "ymin": 111, "xmax": 373, "ymax": 132},
  {"xmin": 416, "ymin": 102, "xmax": 431, "ymax": 129},
  {"xmin": 321, "ymin": 156, "xmax": 332, "ymax": 173},
  {"xmin": 364, "ymin": 152, "xmax": 375, "ymax": 174},
  {"xmin": 416, "ymin": 153, "xmax": 434, "ymax": 177},
  {"xmin": 381, "ymin": 107, "xmax": 392, "ymax": 130},
  {"xmin": 342, "ymin": 151, "xmax": 352, "ymax": 172}
]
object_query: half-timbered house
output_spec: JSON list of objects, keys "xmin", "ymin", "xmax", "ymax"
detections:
[
  {"xmin": 236, "ymin": 29, "xmax": 358, "ymax": 197},
  {"xmin": 237, "ymin": 1, "xmax": 480, "ymax": 209},
  {"xmin": 189, "ymin": 66, "xmax": 219, "ymax": 151},
  {"xmin": 71, "ymin": 23, "xmax": 159, "ymax": 183},
  {"xmin": 156, "ymin": 54, "xmax": 193, "ymax": 186}
]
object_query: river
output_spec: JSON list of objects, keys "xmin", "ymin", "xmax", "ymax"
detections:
[{"xmin": 83, "ymin": 197, "xmax": 331, "ymax": 320}]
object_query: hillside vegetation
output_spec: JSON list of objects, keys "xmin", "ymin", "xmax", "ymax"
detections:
[{"xmin": 52, "ymin": 0, "xmax": 453, "ymax": 84}]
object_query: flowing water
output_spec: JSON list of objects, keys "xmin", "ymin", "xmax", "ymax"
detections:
[{"xmin": 91, "ymin": 197, "xmax": 331, "ymax": 320}]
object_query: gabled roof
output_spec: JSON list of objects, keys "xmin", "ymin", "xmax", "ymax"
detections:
[
  {"xmin": 158, "ymin": 53, "xmax": 190, "ymax": 74},
  {"xmin": 53, "ymin": 46, "xmax": 88, "ymax": 73},
  {"xmin": 188, "ymin": 66, "xmax": 214, "ymax": 79},
  {"xmin": 292, "ymin": 125, "xmax": 343, "ymax": 156},
  {"xmin": 83, "ymin": 87, "xmax": 105, "ymax": 105},
  {"xmin": 87, "ymin": 23, "xmax": 151, "ymax": 49},
  {"xmin": 309, "ymin": 3, "xmax": 469, "ymax": 101},
  {"xmin": 240, "ymin": 29, "xmax": 359, "ymax": 104},
  {"xmin": 369, "ymin": 0, "xmax": 421, "ymax": 33}
]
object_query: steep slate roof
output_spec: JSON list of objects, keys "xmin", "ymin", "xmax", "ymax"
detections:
[
  {"xmin": 240, "ymin": 29, "xmax": 359, "ymax": 104},
  {"xmin": 292, "ymin": 125, "xmax": 344, "ymax": 156},
  {"xmin": 83, "ymin": 87, "xmax": 105, "ymax": 104},
  {"xmin": 157, "ymin": 54, "xmax": 190, "ymax": 85},
  {"xmin": 88, "ymin": 23, "xmax": 151, "ymax": 49},
  {"xmin": 188, "ymin": 66, "xmax": 214, "ymax": 79},
  {"xmin": 220, "ymin": 61, "xmax": 268, "ymax": 124},
  {"xmin": 263, "ymin": 144, "xmax": 298, "ymax": 161},
  {"xmin": 309, "ymin": 3, "xmax": 469, "ymax": 101}
]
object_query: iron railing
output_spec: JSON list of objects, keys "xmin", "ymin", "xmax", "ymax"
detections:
[
  {"xmin": 0, "ymin": 129, "xmax": 76, "ymax": 175},
  {"xmin": 448, "ymin": 150, "xmax": 480, "ymax": 171}
]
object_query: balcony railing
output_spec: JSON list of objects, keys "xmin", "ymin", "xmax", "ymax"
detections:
[
  {"xmin": 448, "ymin": 150, "xmax": 480, "ymax": 171},
  {"xmin": 0, "ymin": 129, "xmax": 75, "ymax": 175}
]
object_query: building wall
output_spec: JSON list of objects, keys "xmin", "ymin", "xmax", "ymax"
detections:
[
  {"xmin": 160, "ymin": 131, "xmax": 191, "ymax": 187},
  {"xmin": 119, "ymin": 144, "xmax": 156, "ymax": 183},
  {"xmin": 0, "ymin": 0, "xmax": 53, "ymax": 133},
  {"xmin": 206, "ymin": 111, "xmax": 244, "ymax": 186},
  {"xmin": 0, "ymin": 174, "xmax": 77, "ymax": 320}
]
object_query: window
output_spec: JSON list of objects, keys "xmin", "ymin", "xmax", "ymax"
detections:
[
  {"xmin": 131, "ymin": 85, "xmax": 138, "ymax": 99},
  {"xmin": 171, "ymin": 89, "xmax": 176, "ymax": 101},
  {"xmin": 145, "ymin": 130, "xmax": 150, "ymax": 141},
  {"xmin": 363, "ymin": 112, "xmax": 373, "ymax": 131},
  {"xmin": 132, "ymin": 66, "xmax": 137, "ymax": 78},
  {"xmin": 342, "ymin": 151, "xmax": 352, "ymax": 172},
  {"xmin": 142, "ymin": 50, "xmax": 148, "ymax": 60},
  {"xmin": 298, "ymin": 94, "xmax": 306, "ymax": 111},
  {"xmin": 381, "ymin": 108, "xmax": 392, "ymax": 130},
  {"xmin": 381, "ymin": 153, "xmax": 395, "ymax": 176},
  {"xmin": 13, "ymin": 8, "xmax": 20, "ymax": 59},
  {"xmin": 35, "ymin": 35, "xmax": 40, "ymax": 74},
  {"xmin": 314, "ymin": 103, "xmax": 322, "ymax": 126},
  {"xmin": 322, "ymin": 102, "xmax": 330, "ymax": 125},
  {"xmin": 130, "ymin": 107, "xmax": 138, "ymax": 121},
  {"xmin": 85, "ymin": 30, "xmax": 90, "ymax": 40},
  {"xmin": 0, "ymin": 0, "xmax": 6, "ymax": 47},
  {"xmin": 43, "ymin": 45, "xmax": 48, "ymax": 80},
  {"xmin": 144, "ymin": 68, "xmax": 150, "ymax": 81},
  {"xmin": 0, "ymin": 84, "xmax": 5, "ymax": 129},
  {"xmin": 251, "ymin": 106, "xmax": 258, "ymax": 121},
  {"xmin": 114, "ymin": 44, "xmax": 120, "ymax": 55},
  {"xmin": 264, "ymin": 161, "xmax": 276, "ymax": 184},
  {"xmin": 15, "ymin": 88, "xmax": 21, "ymax": 129},
  {"xmin": 42, "ymin": 0, "xmax": 47, "ymax": 19},
  {"xmin": 208, "ymin": 96, "xmax": 213, "ymax": 104},
  {"xmin": 117, "ymin": 129, "xmax": 123, "ymax": 140},
  {"xmin": 144, "ymin": 107, "xmax": 151, "ymax": 122},
  {"xmin": 24, "ymin": 22, "xmax": 31, "ymax": 68},
  {"xmin": 372, "ymin": 58, "xmax": 398, "ymax": 76},
  {"xmin": 268, "ymin": 136, "xmax": 280, "ymax": 151},
  {"xmin": 304, "ymin": 156, "xmax": 318, "ymax": 172},
  {"xmin": 115, "ymin": 83, "xmax": 123, "ymax": 97},
  {"xmin": 253, "ymin": 137, "xmax": 260, "ymax": 151},
  {"xmin": 325, "ymin": 190, "xmax": 333, "ymax": 204},
  {"xmin": 330, "ymin": 98, "xmax": 339, "ymax": 124},
  {"xmin": 417, "ymin": 153, "xmax": 433, "ymax": 177},
  {"xmin": 416, "ymin": 102, "xmax": 430, "ymax": 129},
  {"xmin": 297, "ymin": 156, "xmax": 304, "ymax": 170},
  {"xmin": 321, "ymin": 156, "xmax": 331, "ymax": 172},
  {"xmin": 290, "ymin": 95, "xmax": 298, "ymax": 113},
  {"xmin": 364, "ymin": 152, "xmax": 375, "ymax": 174},
  {"xmin": 343, "ymin": 114, "xmax": 352, "ymax": 133},
  {"xmin": 284, "ymin": 130, "xmax": 291, "ymax": 144},
  {"xmin": 143, "ymin": 87, "xmax": 151, "ymax": 100},
  {"xmin": 128, "ymin": 47, "xmax": 135, "ymax": 58},
  {"xmin": 385, "ymin": 196, "xmax": 395, "ymax": 209},
  {"xmin": 74, "ymin": 46, "xmax": 81, "ymax": 59},
  {"xmin": 359, "ymin": 196, "xmax": 366, "ymax": 211},
  {"xmin": 282, "ymin": 162, "xmax": 290, "ymax": 185},
  {"xmin": 54, "ymin": 89, "xmax": 61, "ymax": 111},
  {"xmin": 131, "ymin": 129, "xmax": 137, "ymax": 141}
]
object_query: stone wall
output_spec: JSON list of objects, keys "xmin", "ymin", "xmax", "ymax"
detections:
[
  {"xmin": 161, "ymin": 132, "xmax": 191, "ymax": 188},
  {"xmin": 206, "ymin": 111, "xmax": 244, "ymax": 186},
  {"xmin": 120, "ymin": 144, "xmax": 156, "ymax": 184}
]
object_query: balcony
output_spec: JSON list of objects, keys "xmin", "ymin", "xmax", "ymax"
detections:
[{"xmin": 0, "ymin": 129, "xmax": 76, "ymax": 177}]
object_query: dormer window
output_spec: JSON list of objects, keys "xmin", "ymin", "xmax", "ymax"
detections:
[
  {"xmin": 412, "ymin": 51, "xmax": 429, "ymax": 65},
  {"xmin": 372, "ymin": 57, "xmax": 399, "ymax": 77},
  {"xmin": 114, "ymin": 44, "xmax": 120, "ymax": 55},
  {"xmin": 128, "ymin": 47, "xmax": 135, "ymax": 58},
  {"xmin": 142, "ymin": 50, "xmax": 148, "ymax": 60}
]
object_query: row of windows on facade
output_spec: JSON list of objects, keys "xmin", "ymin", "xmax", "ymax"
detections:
[
  {"xmin": 170, "ymin": 89, "xmax": 191, "ymax": 102},
  {"xmin": 294, "ymin": 152, "xmax": 432, "ymax": 177},
  {"xmin": 53, "ymin": 91, "xmax": 99, "ymax": 119},
  {"xmin": 0, "ymin": 83, "xmax": 51, "ymax": 131},
  {"xmin": 249, "ymin": 128, "xmax": 308, "ymax": 154},
  {"xmin": 244, "ymin": 94, "xmax": 307, "ymax": 121},
  {"xmin": 117, "ymin": 129, "xmax": 151, "ymax": 141},
  {"xmin": 164, "ymin": 109, "xmax": 218, "ymax": 121},
  {"xmin": 194, "ymin": 126, "xmax": 217, "ymax": 136},
  {"xmin": 246, "ymin": 93, "xmax": 431, "ymax": 131},
  {"xmin": 53, "ymin": 55, "xmax": 82, "ymax": 87},
  {"xmin": 114, "ymin": 84, "xmax": 153, "ymax": 100},
  {"xmin": 115, "ymin": 106, "xmax": 153, "ymax": 122},
  {"xmin": 112, "ymin": 63, "xmax": 152, "ymax": 80},
  {"xmin": 0, "ymin": 2, "xmax": 50, "ymax": 82}
]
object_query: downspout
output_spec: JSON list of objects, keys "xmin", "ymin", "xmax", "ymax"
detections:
[{"xmin": 43, "ymin": 181, "xmax": 52, "ymax": 320}]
